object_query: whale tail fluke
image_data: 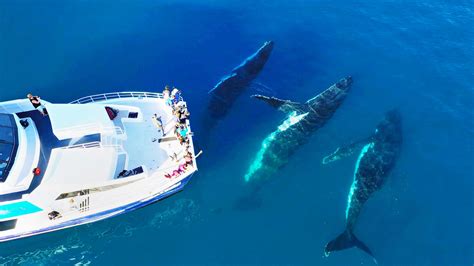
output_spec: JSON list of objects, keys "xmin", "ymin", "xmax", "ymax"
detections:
[{"xmin": 325, "ymin": 229, "xmax": 377, "ymax": 264}]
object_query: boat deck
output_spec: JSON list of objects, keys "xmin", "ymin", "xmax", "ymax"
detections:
[{"xmin": 108, "ymin": 98, "xmax": 191, "ymax": 176}]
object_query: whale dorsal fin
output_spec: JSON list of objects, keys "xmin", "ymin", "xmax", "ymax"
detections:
[
  {"xmin": 322, "ymin": 136, "xmax": 373, "ymax": 164},
  {"xmin": 251, "ymin": 94, "xmax": 303, "ymax": 113}
]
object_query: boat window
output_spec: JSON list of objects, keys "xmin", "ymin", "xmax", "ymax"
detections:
[
  {"xmin": 0, "ymin": 115, "xmax": 12, "ymax": 127},
  {"xmin": 0, "ymin": 113, "xmax": 18, "ymax": 182},
  {"xmin": 0, "ymin": 161, "xmax": 6, "ymax": 177},
  {"xmin": 0, "ymin": 127, "xmax": 14, "ymax": 143},
  {"xmin": 0, "ymin": 143, "xmax": 13, "ymax": 161},
  {"xmin": 0, "ymin": 143, "xmax": 14, "ymax": 181}
]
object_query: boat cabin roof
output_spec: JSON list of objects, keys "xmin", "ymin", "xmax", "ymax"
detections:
[{"xmin": 47, "ymin": 104, "xmax": 114, "ymax": 140}]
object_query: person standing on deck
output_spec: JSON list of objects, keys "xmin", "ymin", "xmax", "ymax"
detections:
[
  {"xmin": 27, "ymin": 93, "xmax": 47, "ymax": 116},
  {"xmin": 152, "ymin": 114, "xmax": 165, "ymax": 136},
  {"xmin": 171, "ymin": 87, "xmax": 181, "ymax": 105},
  {"xmin": 163, "ymin": 86, "xmax": 172, "ymax": 106},
  {"xmin": 178, "ymin": 125, "xmax": 189, "ymax": 144}
]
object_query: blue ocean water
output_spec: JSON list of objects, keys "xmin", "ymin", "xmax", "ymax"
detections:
[{"xmin": 0, "ymin": 0, "xmax": 473, "ymax": 265}]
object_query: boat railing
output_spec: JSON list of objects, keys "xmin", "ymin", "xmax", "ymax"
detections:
[
  {"xmin": 102, "ymin": 136, "xmax": 125, "ymax": 153},
  {"xmin": 57, "ymin": 123, "xmax": 124, "ymax": 136},
  {"xmin": 64, "ymin": 141, "xmax": 102, "ymax": 149},
  {"xmin": 63, "ymin": 139, "xmax": 125, "ymax": 154},
  {"xmin": 101, "ymin": 128, "xmax": 126, "ymax": 153},
  {"xmin": 69, "ymin": 92, "xmax": 164, "ymax": 104},
  {"xmin": 59, "ymin": 124, "xmax": 125, "ymax": 153},
  {"xmin": 104, "ymin": 126, "xmax": 124, "ymax": 136},
  {"xmin": 102, "ymin": 143, "xmax": 125, "ymax": 154}
]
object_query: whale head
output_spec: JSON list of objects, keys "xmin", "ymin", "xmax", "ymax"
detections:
[
  {"xmin": 259, "ymin": 41, "xmax": 275, "ymax": 58},
  {"xmin": 374, "ymin": 109, "xmax": 402, "ymax": 145},
  {"xmin": 233, "ymin": 41, "xmax": 275, "ymax": 77},
  {"xmin": 336, "ymin": 76, "xmax": 353, "ymax": 90},
  {"xmin": 385, "ymin": 109, "xmax": 401, "ymax": 124},
  {"xmin": 306, "ymin": 76, "xmax": 353, "ymax": 112}
]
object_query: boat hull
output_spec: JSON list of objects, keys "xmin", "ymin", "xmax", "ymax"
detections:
[{"xmin": 0, "ymin": 175, "xmax": 192, "ymax": 243}]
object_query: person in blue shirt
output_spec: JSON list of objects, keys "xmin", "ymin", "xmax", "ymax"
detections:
[
  {"xmin": 176, "ymin": 124, "xmax": 189, "ymax": 144},
  {"xmin": 179, "ymin": 125, "xmax": 188, "ymax": 138},
  {"xmin": 174, "ymin": 90, "xmax": 182, "ymax": 102},
  {"xmin": 171, "ymin": 87, "xmax": 182, "ymax": 105}
]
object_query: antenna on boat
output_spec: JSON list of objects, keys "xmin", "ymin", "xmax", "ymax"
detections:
[{"xmin": 195, "ymin": 150, "xmax": 203, "ymax": 158}]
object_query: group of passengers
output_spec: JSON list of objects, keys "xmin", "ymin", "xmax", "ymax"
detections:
[
  {"xmin": 164, "ymin": 148, "xmax": 194, "ymax": 179},
  {"xmin": 163, "ymin": 85, "xmax": 182, "ymax": 107},
  {"xmin": 162, "ymin": 85, "xmax": 191, "ymax": 145},
  {"xmin": 151, "ymin": 86, "xmax": 190, "ymax": 139},
  {"xmin": 160, "ymin": 85, "xmax": 194, "ymax": 179}
]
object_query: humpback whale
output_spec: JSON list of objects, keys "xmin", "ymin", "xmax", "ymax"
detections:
[
  {"xmin": 244, "ymin": 76, "xmax": 353, "ymax": 183},
  {"xmin": 207, "ymin": 41, "xmax": 274, "ymax": 121},
  {"xmin": 323, "ymin": 110, "xmax": 402, "ymax": 263}
]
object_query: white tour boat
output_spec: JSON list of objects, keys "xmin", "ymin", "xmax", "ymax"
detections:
[{"xmin": 0, "ymin": 91, "xmax": 198, "ymax": 242}]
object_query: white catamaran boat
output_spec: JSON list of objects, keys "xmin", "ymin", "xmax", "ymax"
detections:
[{"xmin": 0, "ymin": 92, "xmax": 198, "ymax": 242}]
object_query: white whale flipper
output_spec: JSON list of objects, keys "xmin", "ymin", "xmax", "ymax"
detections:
[
  {"xmin": 251, "ymin": 94, "xmax": 304, "ymax": 113},
  {"xmin": 322, "ymin": 137, "xmax": 373, "ymax": 164}
]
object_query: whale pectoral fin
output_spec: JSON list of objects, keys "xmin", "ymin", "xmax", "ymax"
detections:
[
  {"xmin": 322, "ymin": 137, "xmax": 372, "ymax": 164},
  {"xmin": 321, "ymin": 143, "xmax": 361, "ymax": 164},
  {"xmin": 322, "ymin": 147, "xmax": 345, "ymax": 164},
  {"xmin": 251, "ymin": 94, "xmax": 302, "ymax": 112}
]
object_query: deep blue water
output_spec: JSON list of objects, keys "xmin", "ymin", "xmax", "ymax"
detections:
[{"xmin": 0, "ymin": 1, "xmax": 473, "ymax": 265}]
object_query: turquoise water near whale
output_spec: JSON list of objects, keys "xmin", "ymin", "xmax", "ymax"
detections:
[{"xmin": 0, "ymin": 1, "xmax": 473, "ymax": 265}]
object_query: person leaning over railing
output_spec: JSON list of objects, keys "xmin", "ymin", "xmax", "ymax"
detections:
[
  {"xmin": 171, "ymin": 87, "xmax": 181, "ymax": 104},
  {"xmin": 176, "ymin": 124, "xmax": 189, "ymax": 145},
  {"xmin": 27, "ymin": 93, "xmax": 48, "ymax": 116},
  {"xmin": 184, "ymin": 151, "xmax": 193, "ymax": 166},
  {"xmin": 164, "ymin": 150, "xmax": 194, "ymax": 179}
]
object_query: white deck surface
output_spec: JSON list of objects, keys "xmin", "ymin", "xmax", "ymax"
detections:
[
  {"xmin": 115, "ymin": 99, "xmax": 188, "ymax": 174},
  {"xmin": 47, "ymin": 103, "xmax": 114, "ymax": 140}
]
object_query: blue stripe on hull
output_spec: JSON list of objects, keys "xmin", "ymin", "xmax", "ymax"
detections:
[{"xmin": 0, "ymin": 175, "xmax": 192, "ymax": 242}]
